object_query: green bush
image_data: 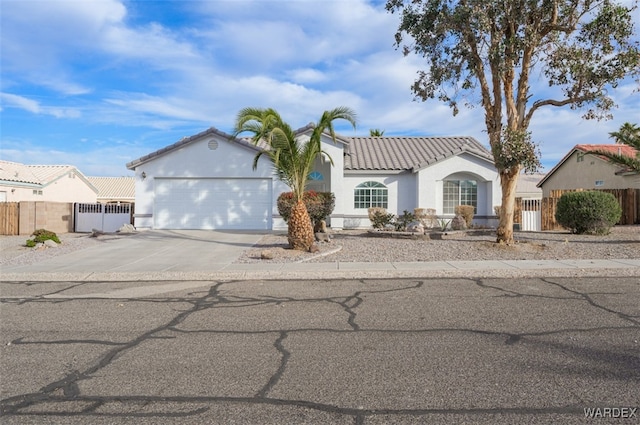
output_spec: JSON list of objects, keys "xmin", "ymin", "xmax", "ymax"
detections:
[
  {"xmin": 455, "ymin": 205, "xmax": 475, "ymax": 228},
  {"xmin": 555, "ymin": 191, "xmax": 622, "ymax": 234},
  {"xmin": 277, "ymin": 191, "xmax": 335, "ymax": 226},
  {"xmin": 26, "ymin": 228, "xmax": 61, "ymax": 247}
]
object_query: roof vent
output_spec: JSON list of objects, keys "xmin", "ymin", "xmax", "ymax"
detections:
[{"xmin": 208, "ymin": 140, "xmax": 219, "ymax": 150}]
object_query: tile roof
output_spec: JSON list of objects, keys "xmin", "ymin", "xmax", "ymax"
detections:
[
  {"xmin": 126, "ymin": 127, "xmax": 494, "ymax": 172},
  {"xmin": 87, "ymin": 176, "xmax": 135, "ymax": 200},
  {"xmin": 344, "ymin": 136, "xmax": 493, "ymax": 171},
  {"xmin": 0, "ymin": 160, "xmax": 76, "ymax": 185},
  {"xmin": 516, "ymin": 173, "xmax": 545, "ymax": 194},
  {"xmin": 575, "ymin": 144, "xmax": 638, "ymax": 158}
]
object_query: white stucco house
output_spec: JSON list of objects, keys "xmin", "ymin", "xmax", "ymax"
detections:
[
  {"xmin": 126, "ymin": 125, "xmax": 502, "ymax": 230},
  {"xmin": 0, "ymin": 160, "xmax": 98, "ymax": 203}
]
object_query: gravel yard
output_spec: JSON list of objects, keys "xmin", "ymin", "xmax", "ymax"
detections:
[
  {"xmin": 235, "ymin": 226, "xmax": 640, "ymax": 263},
  {"xmin": 1, "ymin": 226, "xmax": 639, "ymax": 269}
]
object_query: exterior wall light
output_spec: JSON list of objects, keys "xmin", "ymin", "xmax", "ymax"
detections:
[{"xmin": 141, "ymin": 171, "xmax": 147, "ymax": 179}]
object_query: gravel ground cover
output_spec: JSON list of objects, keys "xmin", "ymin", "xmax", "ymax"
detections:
[
  {"xmin": 0, "ymin": 233, "xmax": 125, "ymax": 268},
  {"xmin": 1, "ymin": 226, "xmax": 638, "ymax": 269},
  {"xmin": 235, "ymin": 226, "xmax": 640, "ymax": 263}
]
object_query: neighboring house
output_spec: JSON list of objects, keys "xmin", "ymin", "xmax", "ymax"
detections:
[
  {"xmin": 126, "ymin": 126, "xmax": 502, "ymax": 230},
  {"xmin": 516, "ymin": 173, "xmax": 545, "ymax": 199},
  {"xmin": 537, "ymin": 144, "xmax": 640, "ymax": 197},
  {"xmin": 0, "ymin": 160, "xmax": 98, "ymax": 203},
  {"xmin": 87, "ymin": 176, "xmax": 135, "ymax": 203}
]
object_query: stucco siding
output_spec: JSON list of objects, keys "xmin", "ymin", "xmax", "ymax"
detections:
[
  {"xmin": 132, "ymin": 133, "xmax": 286, "ymax": 229},
  {"xmin": 540, "ymin": 151, "xmax": 640, "ymax": 197},
  {"xmin": 416, "ymin": 154, "xmax": 501, "ymax": 217},
  {"xmin": 0, "ymin": 175, "xmax": 97, "ymax": 203}
]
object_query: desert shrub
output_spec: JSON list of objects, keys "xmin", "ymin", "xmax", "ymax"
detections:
[
  {"xmin": 414, "ymin": 208, "xmax": 438, "ymax": 228},
  {"xmin": 455, "ymin": 205, "xmax": 475, "ymax": 228},
  {"xmin": 277, "ymin": 191, "xmax": 335, "ymax": 226},
  {"xmin": 368, "ymin": 207, "xmax": 395, "ymax": 229},
  {"xmin": 555, "ymin": 191, "xmax": 622, "ymax": 234},
  {"xmin": 26, "ymin": 229, "xmax": 60, "ymax": 247},
  {"xmin": 394, "ymin": 210, "xmax": 416, "ymax": 231}
]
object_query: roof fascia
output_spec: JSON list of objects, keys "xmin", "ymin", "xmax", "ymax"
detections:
[
  {"xmin": 294, "ymin": 124, "xmax": 351, "ymax": 147},
  {"xmin": 126, "ymin": 127, "xmax": 261, "ymax": 170},
  {"xmin": 0, "ymin": 180, "xmax": 42, "ymax": 188},
  {"xmin": 412, "ymin": 149, "xmax": 495, "ymax": 173},
  {"xmin": 344, "ymin": 169, "xmax": 405, "ymax": 176}
]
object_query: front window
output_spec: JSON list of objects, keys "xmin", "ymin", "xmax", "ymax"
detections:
[
  {"xmin": 443, "ymin": 180, "xmax": 477, "ymax": 214},
  {"xmin": 354, "ymin": 181, "xmax": 388, "ymax": 209}
]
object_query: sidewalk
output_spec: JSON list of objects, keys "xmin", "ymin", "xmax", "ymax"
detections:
[{"xmin": 3, "ymin": 258, "xmax": 639, "ymax": 282}]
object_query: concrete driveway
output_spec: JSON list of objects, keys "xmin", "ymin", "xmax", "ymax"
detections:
[{"xmin": 2, "ymin": 230, "xmax": 267, "ymax": 274}]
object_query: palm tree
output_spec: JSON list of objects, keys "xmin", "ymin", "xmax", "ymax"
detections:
[
  {"xmin": 369, "ymin": 128, "xmax": 385, "ymax": 137},
  {"xmin": 233, "ymin": 107, "xmax": 357, "ymax": 251},
  {"xmin": 587, "ymin": 122, "xmax": 640, "ymax": 173}
]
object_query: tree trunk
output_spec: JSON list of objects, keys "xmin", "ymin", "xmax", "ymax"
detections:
[
  {"xmin": 287, "ymin": 199, "xmax": 315, "ymax": 251},
  {"xmin": 496, "ymin": 166, "xmax": 521, "ymax": 245}
]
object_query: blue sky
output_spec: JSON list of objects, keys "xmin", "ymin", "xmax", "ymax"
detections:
[{"xmin": 1, "ymin": 0, "xmax": 638, "ymax": 177}]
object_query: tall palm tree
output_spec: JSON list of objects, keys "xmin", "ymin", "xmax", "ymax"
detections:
[
  {"xmin": 233, "ymin": 107, "xmax": 357, "ymax": 251},
  {"xmin": 369, "ymin": 128, "xmax": 385, "ymax": 137},
  {"xmin": 587, "ymin": 122, "xmax": 640, "ymax": 173}
]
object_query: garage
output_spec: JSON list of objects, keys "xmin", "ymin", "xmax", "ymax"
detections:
[{"xmin": 153, "ymin": 178, "xmax": 272, "ymax": 230}]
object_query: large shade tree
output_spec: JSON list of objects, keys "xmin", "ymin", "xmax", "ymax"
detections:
[
  {"xmin": 233, "ymin": 107, "xmax": 357, "ymax": 251},
  {"xmin": 588, "ymin": 122, "xmax": 640, "ymax": 172},
  {"xmin": 386, "ymin": 0, "xmax": 639, "ymax": 244}
]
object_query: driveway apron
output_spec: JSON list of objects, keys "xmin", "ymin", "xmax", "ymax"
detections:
[{"xmin": 1, "ymin": 230, "xmax": 266, "ymax": 274}]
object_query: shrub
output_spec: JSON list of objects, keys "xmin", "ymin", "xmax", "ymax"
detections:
[
  {"xmin": 26, "ymin": 228, "xmax": 61, "ymax": 247},
  {"xmin": 368, "ymin": 207, "xmax": 395, "ymax": 229},
  {"xmin": 415, "ymin": 208, "xmax": 438, "ymax": 228},
  {"xmin": 277, "ymin": 191, "xmax": 335, "ymax": 226},
  {"xmin": 555, "ymin": 191, "xmax": 622, "ymax": 234},
  {"xmin": 455, "ymin": 205, "xmax": 475, "ymax": 228},
  {"xmin": 394, "ymin": 210, "xmax": 417, "ymax": 231}
]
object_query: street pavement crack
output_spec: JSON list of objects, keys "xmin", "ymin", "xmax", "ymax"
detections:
[{"xmin": 255, "ymin": 331, "xmax": 290, "ymax": 398}]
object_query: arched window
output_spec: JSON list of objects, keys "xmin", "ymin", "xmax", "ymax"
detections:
[
  {"xmin": 354, "ymin": 181, "xmax": 388, "ymax": 209},
  {"xmin": 443, "ymin": 180, "xmax": 477, "ymax": 214}
]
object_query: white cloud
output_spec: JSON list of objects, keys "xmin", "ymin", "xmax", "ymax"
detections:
[{"xmin": 1, "ymin": 93, "xmax": 40, "ymax": 114}]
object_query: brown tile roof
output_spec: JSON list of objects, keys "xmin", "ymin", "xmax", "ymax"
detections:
[
  {"xmin": 576, "ymin": 144, "xmax": 638, "ymax": 158},
  {"xmin": 87, "ymin": 176, "xmax": 135, "ymax": 200},
  {"xmin": 344, "ymin": 136, "xmax": 493, "ymax": 171}
]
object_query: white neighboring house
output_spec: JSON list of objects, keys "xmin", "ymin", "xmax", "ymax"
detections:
[
  {"xmin": 126, "ymin": 126, "xmax": 502, "ymax": 230},
  {"xmin": 87, "ymin": 176, "xmax": 136, "ymax": 204},
  {"xmin": 516, "ymin": 173, "xmax": 545, "ymax": 200},
  {"xmin": 0, "ymin": 160, "xmax": 98, "ymax": 203}
]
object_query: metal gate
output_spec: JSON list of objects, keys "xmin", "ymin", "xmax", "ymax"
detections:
[
  {"xmin": 520, "ymin": 199, "xmax": 541, "ymax": 232},
  {"xmin": 75, "ymin": 203, "xmax": 132, "ymax": 232}
]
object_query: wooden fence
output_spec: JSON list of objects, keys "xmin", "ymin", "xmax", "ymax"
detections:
[
  {"xmin": 0, "ymin": 202, "xmax": 19, "ymax": 235},
  {"xmin": 542, "ymin": 188, "xmax": 639, "ymax": 231}
]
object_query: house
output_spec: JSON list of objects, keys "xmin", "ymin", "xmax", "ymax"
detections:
[
  {"xmin": 87, "ymin": 176, "xmax": 135, "ymax": 204},
  {"xmin": 0, "ymin": 160, "xmax": 98, "ymax": 203},
  {"xmin": 516, "ymin": 173, "xmax": 545, "ymax": 199},
  {"xmin": 125, "ymin": 126, "xmax": 502, "ymax": 230},
  {"xmin": 537, "ymin": 144, "xmax": 640, "ymax": 197}
]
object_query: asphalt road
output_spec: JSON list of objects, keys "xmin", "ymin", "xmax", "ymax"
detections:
[{"xmin": 1, "ymin": 276, "xmax": 638, "ymax": 424}]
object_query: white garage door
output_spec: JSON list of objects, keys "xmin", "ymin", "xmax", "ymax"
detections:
[{"xmin": 154, "ymin": 178, "xmax": 271, "ymax": 230}]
